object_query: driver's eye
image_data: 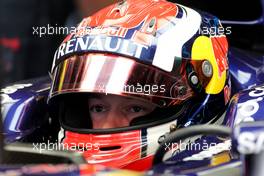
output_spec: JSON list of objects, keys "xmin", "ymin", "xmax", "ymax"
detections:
[
  {"xmin": 128, "ymin": 106, "xmax": 144, "ymax": 113},
  {"xmin": 89, "ymin": 105, "xmax": 107, "ymax": 113}
]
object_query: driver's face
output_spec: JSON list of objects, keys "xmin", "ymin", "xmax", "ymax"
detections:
[{"xmin": 88, "ymin": 95, "xmax": 156, "ymax": 129}]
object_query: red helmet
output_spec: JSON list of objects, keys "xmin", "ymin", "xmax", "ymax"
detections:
[{"xmin": 48, "ymin": 0, "xmax": 230, "ymax": 171}]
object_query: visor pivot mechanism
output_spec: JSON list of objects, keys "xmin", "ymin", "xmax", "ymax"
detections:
[
  {"xmin": 202, "ymin": 60, "xmax": 213, "ymax": 77},
  {"xmin": 188, "ymin": 72, "xmax": 199, "ymax": 87},
  {"xmin": 190, "ymin": 75, "xmax": 199, "ymax": 85},
  {"xmin": 188, "ymin": 71, "xmax": 204, "ymax": 93}
]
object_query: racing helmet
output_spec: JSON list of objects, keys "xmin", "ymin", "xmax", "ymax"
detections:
[{"xmin": 48, "ymin": 0, "xmax": 230, "ymax": 171}]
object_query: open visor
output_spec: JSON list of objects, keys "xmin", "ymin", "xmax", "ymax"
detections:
[{"xmin": 50, "ymin": 53, "xmax": 194, "ymax": 107}]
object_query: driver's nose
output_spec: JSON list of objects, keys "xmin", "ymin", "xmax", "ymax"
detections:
[{"xmin": 101, "ymin": 110, "xmax": 130, "ymax": 129}]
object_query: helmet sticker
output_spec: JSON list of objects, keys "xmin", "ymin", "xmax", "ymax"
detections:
[
  {"xmin": 192, "ymin": 35, "xmax": 228, "ymax": 94},
  {"xmin": 51, "ymin": 2, "xmax": 202, "ymax": 74},
  {"xmin": 152, "ymin": 5, "xmax": 201, "ymax": 72}
]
